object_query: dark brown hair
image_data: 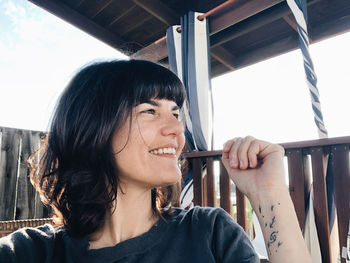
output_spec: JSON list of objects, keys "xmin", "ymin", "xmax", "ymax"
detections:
[{"xmin": 29, "ymin": 60, "xmax": 186, "ymax": 237}]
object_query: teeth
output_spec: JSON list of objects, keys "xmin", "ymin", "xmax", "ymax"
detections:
[{"xmin": 150, "ymin": 147, "xmax": 176, "ymax": 155}]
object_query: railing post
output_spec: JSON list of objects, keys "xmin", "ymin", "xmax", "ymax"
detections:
[
  {"xmin": 286, "ymin": 149, "xmax": 311, "ymax": 230},
  {"xmin": 192, "ymin": 158, "xmax": 203, "ymax": 206},
  {"xmin": 332, "ymin": 145, "xmax": 350, "ymax": 263},
  {"xmin": 236, "ymin": 188, "xmax": 247, "ymax": 233},
  {"xmin": 206, "ymin": 158, "xmax": 215, "ymax": 207},
  {"xmin": 310, "ymin": 147, "xmax": 332, "ymax": 263},
  {"xmin": 219, "ymin": 161, "xmax": 231, "ymax": 215}
]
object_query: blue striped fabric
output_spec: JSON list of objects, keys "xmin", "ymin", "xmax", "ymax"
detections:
[{"xmin": 166, "ymin": 11, "xmax": 213, "ymax": 208}]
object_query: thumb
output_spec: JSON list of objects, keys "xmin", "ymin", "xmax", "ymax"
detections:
[{"xmin": 221, "ymin": 155, "xmax": 232, "ymax": 172}]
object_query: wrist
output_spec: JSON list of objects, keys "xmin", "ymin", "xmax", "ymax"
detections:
[{"xmin": 247, "ymin": 186, "xmax": 290, "ymax": 211}]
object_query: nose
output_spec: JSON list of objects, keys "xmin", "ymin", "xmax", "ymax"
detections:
[{"xmin": 160, "ymin": 114, "xmax": 184, "ymax": 137}]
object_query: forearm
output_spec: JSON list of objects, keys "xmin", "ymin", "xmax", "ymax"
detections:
[{"xmin": 248, "ymin": 187, "xmax": 311, "ymax": 263}]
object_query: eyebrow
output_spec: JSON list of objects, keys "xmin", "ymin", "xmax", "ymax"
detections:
[{"xmin": 142, "ymin": 100, "xmax": 180, "ymax": 111}]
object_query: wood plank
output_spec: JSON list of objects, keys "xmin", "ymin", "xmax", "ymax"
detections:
[
  {"xmin": 219, "ymin": 161, "xmax": 231, "ymax": 214},
  {"xmin": 310, "ymin": 147, "xmax": 332, "ymax": 263},
  {"xmin": 132, "ymin": 0, "xmax": 179, "ymax": 26},
  {"xmin": 192, "ymin": 158, "xmax": 203, "ymax": 206},
  {"xmin": 108, "ymin": 6, "xmax": 152, "ymax": 36},
  {"xmin": 331, "ymin": 145, "xmax": 350, "ymax": 263},
  {"xmin": 286, "ymin": 149, "xmax": 311, "ymax": 229},
  {"xmin": 210, "ymin": 1, "xmax": 292, "ymax": 47},
  {"xmin": 14, "ymin": 130, "xmax": 42, "ymax": 219},
  {"xmin": 28, "ymin": 0, "xmax": 127, "ymax": 53},
  {"xmin": 183, "ymin": 136, "xmax": 350, "ymax": 159},
  {"xmin": 210, "ymin": 0, "xmax": 283, "ymax": 34},
  {"xmin": 130, "ymin": 38, "xmax": 168, "ymax": 62},
  {"xmin": 206, "ymin": 158, "xmax": 216, "ymax": 207},
  {"xmin": 131, "ymin": 0, "xmax": 285, "ymax": 61},
  {"xmin": 236, "ymin": 188, "xmax": 247, "ymax": 232},
  {"xmin": 0, "ymin": 128, "xmax": 21, "ymax": 220},
  {"xmin": 90, "ymin": 0, "xmax": 114, "ymax": 19},
  {"xmin": 211, "ymin": 46, "xmax": 236, "ymax": 70},
  {"xmin": 281, "ymin": 136, "xmax": 350, "ymax": 150}
]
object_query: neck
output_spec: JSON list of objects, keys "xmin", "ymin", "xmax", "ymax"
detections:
[{"xmin": 88, "ymin": 184, "xmax": 158, "ymax": 249}]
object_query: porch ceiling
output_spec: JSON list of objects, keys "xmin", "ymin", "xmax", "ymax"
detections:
[{"xmin": 29, "ymin": 0, "xmax": 350, "ymax": 78}]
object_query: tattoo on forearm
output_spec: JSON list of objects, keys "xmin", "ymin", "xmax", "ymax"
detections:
[
  {"xmin": 259, "ymin": 202, "xmax": 283, "ymax": 256},
  {"xmin": 269, "ymin": 216, "xmax": 276, "ymax": 228}
]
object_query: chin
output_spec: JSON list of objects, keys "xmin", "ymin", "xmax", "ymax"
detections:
[{"xmin": 156, "ymin": 171, "xmax": 182, "ymax": 187}]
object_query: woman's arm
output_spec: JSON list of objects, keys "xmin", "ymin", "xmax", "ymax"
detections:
[{"xmin": 221, "ymin": 136, "xmax": 311, "ymax": 263}]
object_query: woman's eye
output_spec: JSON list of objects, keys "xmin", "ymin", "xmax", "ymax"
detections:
[
  {"xmin": 142, "ymin": 109, "xmax": 156, "ymax": 114},
  {"xmin": 173, "ymin": 113, "xmax": 180, "ymax": 120}
]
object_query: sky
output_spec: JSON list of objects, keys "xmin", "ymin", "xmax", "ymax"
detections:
[{"xmin": 1, "ymin": 0, "xmax": 350, "ymax": 150}]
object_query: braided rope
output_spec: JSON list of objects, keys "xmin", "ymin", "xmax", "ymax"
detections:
[{"xmin": 287, "ymin": 0, "xmax": 328, "ymax": 138}]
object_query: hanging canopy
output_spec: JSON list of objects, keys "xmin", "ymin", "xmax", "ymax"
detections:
[{"xmin": 29, "ymin": 0, "xmax": 350, "ymax": 78}]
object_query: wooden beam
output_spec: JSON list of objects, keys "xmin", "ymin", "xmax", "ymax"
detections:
[
  {"xmin": 210, "ymin": 0, "xmax": 284, "ymax": 34},
  {"xmin": 131, "ymin": 0, "xmax": 287, "ymax": 62},
  {"xmin": 211, "ymin": 46, "xmax": 236, "ymax": 70},
  {"xmin": 132, "ymin": 0, "xmax": 321, "ymax": 64},
  {"xmin": 107, "ymin": 6, "xmax": 136, "ymax": 28},
  {"xmin": 28, "ymin": 0, "xmax": 128, "ymax": 54},
  {"xmin": 131, "ymin": 1, "xmax": 238, "ymax": 68},
  {"xmin": 234, "ymin": 34, "xmax": 300, "ymax": 71},
  {"xmin": 132, "ymin": 0, "xmax": 179, "ymax": 26},
  {"xmin": 91, "ymin": 0, "xmax": 113, "ymax": 19},
  {"xmin": 311, "ymin": 13, "xmax": 350, "ymax": 43},
  {"xmin": 130, "ymin": 38, "xmax": 168, "ymax": 61},
  {"xmin": 283, "ymin": 15, "xmax": 298, "ymax": 32},
  {"xmin": 283, "ymin": 14, "xmax": 314, "ymax": 42}
]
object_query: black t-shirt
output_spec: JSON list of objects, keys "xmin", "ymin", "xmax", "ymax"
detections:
[{"xmin": 0, "ymin": 207, "xmax": 259, "ymax": 263}]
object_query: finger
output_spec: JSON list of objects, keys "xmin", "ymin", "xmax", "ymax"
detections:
[
  {"xmin": 255, "ymin": 140, "xmax": 285, "ymax": 160},
  {"xmin": 228, "ymin": 137, "xmax": 242, "ymax": 168},
  {"xmin": 222, "ymin": 138, "xmax": 237, "ymax": 160},
  {"xmin": 237, "ymin": 136, "xmax": 255, "ymax": 169},
  {"xmin": 222, "ymin": 139, "xmax": 235, "ymax": 159},
  {"xmin": 247, "ymin": 139, "xmax": 260, "ymax": 168}
]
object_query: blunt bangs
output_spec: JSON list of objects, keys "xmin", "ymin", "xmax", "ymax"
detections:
[{"xmin": 129, "ymin": 60, "xmax": 186, "ymax": 108}]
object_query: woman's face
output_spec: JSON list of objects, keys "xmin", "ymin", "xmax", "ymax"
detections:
[{"xmin": 112, "ymin": 98, "xmax": 185, "ymax": 189}]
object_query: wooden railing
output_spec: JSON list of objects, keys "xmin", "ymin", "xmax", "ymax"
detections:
[
  {"xmin": 1, "ymin": 126, "xmax": 349, "ymax": 262},
  {"xmin": 183, "ymin": 136, "xmax": 350, "ymax": 263}
]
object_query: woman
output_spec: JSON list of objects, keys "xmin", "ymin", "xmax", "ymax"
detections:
[{"xmin": 0, "ymin": 60, "xmax": 311, "ymax": 263}]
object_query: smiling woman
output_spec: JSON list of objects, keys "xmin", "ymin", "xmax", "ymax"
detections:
[
  {"xmin": 0, "ymin": 59, "xmax": 311, "ymax": 263},
  {"xmin": 30, "ymin": 60, "xmax": 186, "ymax": 238}
]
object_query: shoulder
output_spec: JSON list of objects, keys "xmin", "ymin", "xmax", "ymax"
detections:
[
  {"xmin": 169, "ymin": 206, "xmax": 237, "ymax": 225},
  {"xmin": 0, "ymin": 224, "xmax": 56, "ymax": 262},
  {"xmin": 165, "ymin": 206, "xmax": 241, "ymax": 234}
]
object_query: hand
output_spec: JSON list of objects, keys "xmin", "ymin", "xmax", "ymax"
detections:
[{"xmin": 221, "ymin": 136, "xmax": 286, "ymax": 199}]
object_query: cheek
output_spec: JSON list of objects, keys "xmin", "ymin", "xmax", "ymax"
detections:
[{"xmin": 178, "ymin": 133, "xmax": 186, "ymax": 152}]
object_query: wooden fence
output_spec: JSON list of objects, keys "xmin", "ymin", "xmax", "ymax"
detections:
[
  {"xmin": 183, "ymin": 136, "xmax": 350, "ymax": 263},
  {"xmin": 0, "ymin": 126, "xmax": 50, "ymax": 221}
]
